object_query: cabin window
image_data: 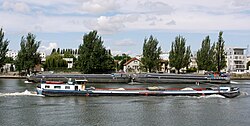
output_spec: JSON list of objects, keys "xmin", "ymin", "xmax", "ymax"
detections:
[
  {"xmin": 54, "ymin": 86, "xmax": 61, "ymax": 89},
  {"xmin": 65, "ymin": 86, "xmax": 70, "ymax": 89},
  {"xmin": 45, "ymin": 85, "xmax": 50, "ymax": 88}
]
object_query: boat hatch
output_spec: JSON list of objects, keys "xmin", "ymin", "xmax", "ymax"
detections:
[{"xmin": 75, "ymin": 79, "xmax": 88, "ymax": 84}]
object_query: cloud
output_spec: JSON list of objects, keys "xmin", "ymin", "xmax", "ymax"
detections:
[
  {"xmin": 111, "ymin": 50, "xmax": 135, "ymax": 56},
  {"xmin": 80, "ymin": 0, "xmax": 119, "ymax": 14},
  {"xmin": 86, "ymin": 14, "xmax": 139, "ymax": 34},
  {"xmin": 231, "ymin": 0, "xmax": 250, "ymax": 8},
  {"xmin": 1, "ymin": 0, "xmax": 250, "ymax": 34},
  {"xmin": 166, "ymin": 20, "xmax": 176, "ymax": 25},
  {"xmin": 2, "ymin": 0, "xmax": 30, "ymax": 13},
  {"xmin": 114, "ymin": 39, "xmax": 137, "ymax": 46},
  {"xmin": 39, "ymin": 42, "xmax": 58, "ymax": 55},
  {"xmin": 138, "ymin": 1, "xmax": 174, "ymax": 14}
]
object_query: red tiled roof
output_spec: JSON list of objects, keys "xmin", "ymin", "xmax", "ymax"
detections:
[{"xmin": 123, "ymin": 57, "xmax": 140, "ymax": 66}]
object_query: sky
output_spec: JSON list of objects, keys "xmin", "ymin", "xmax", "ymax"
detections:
[{"xmin": 1, "ymin": 0, "xmax": 250, "ymax": 56}]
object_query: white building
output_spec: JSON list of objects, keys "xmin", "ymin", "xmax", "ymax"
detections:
[
  {"xmin": 40, "ymin": 52, "xmax": 46, "ymax": 60},
  {"xmin": 159, "ymin": 52, "xmax": 169, "ymax": 73},
  {"xmin": 6, "ymin": 50, "xmax": 18, "ymax": 60},
  {"xmin": 63, "ymin": 58, "xmax": 73, "ymax": 68},
  {"xmin": 123, "ymin": 58, "xmax": 140, "ymax": 73},
  {"xmin": 226, "ymin": 47, "xmax": 247, "ymax": 73},
  {"xmin": 189, "ymin": 52, "xmax": 198, "ymax": 69}
]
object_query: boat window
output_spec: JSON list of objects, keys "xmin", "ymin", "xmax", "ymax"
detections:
[
  {"xmin": 65, "ymin": 86, "xmax": 70, "ymax": 89},
  {"xmin": 45, "ymin": 85, "xmax": 50, "ymax": 88},
  {"xmin": 54, "ymin": 86, "xmax": 61, "ymax": 89}
]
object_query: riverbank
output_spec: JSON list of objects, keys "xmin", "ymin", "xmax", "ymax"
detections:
[
  {"xmin": 231, "ymin": 73, "xmax": 250, "ymax": 80},
  {"xmin": 0, "ymin": 75, "xmax": 26, "ymax": 79},
  {"xmin": 1, "ymin": 73, "xmax": 250, "ymax": 80},
  {"xmin": 231, "ymin": 77, "xmax": 250, "ymax": 80}
]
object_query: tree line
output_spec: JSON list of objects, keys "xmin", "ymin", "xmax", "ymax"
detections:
[
  {"xmin": 143, "ymin": 31, "xmax": 227, "ymax": 73},
  {"xmin": 0, "ymin": 27, "xmax": 247, "ymax": 75}
]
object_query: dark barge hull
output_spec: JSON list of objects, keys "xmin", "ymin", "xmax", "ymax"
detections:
[
  {"xmin": 28, "ymin": 73, "xmax": 131, "ymax": 83},
  {"xmin": 41, "ymin": 90, "xmax": 240, "ymax": 98},
  {"xmin": 133, "ymin": 73, "xmax": 230, "ymax": 84}
]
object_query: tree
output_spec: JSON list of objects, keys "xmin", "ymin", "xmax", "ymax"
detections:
[
  {"xmin": 4, "ymin": 57, "xmax": 14, "ymax": 63},
  {"xmin": 44, "ymin": 52, "xmax": 67, "ymax": 70},
  {"xmin": 196, "ymin": 36, "xmax": 216, "ymax": 71},
  {"xmin": 57, "ymin": 48, "xmax": 60, "ymax": 54},
  {"xmin": 78, "ymin": 30, "xmax": 115, "ymax": 73},
  {"xmin": 183, "ymin": 46, "xmax": 191, "ymax": 69},
  {"xmin": 207, "ymin": 43, "xmax": 216, "ymax": 71},
  {"xmin": 51, "ymin": 48, "xmax": 56, "ymax": 55},
  {"xmin": 15, "ymin": 33, "xmax": 41, "ymax": 75},
  {"xmin": 141, "ymin": 35, "xmax": 161, "ymax": 72},
  {"xmin": 215, "ymin": 31, "xmax": 227, "ymax": 72},
  {"xmin": 0, "ymin": 28, "xmax": 9, "ymax": 68},
  {"xmin": 169, "ymin": 35, "xmax": 191, "ymax": 74}
]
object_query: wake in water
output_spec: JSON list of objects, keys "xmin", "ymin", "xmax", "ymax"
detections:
[
  {"xmin": 240, "ymin": 91, "xmax": 249, "ymax": 96},
  {"xmin": 230, "ymin": 81, "xmax": 239, "ymax": 84},
  {"xmin": 173, "ymin": 94, "xmax": 226, "ymax": 99},
  {"xmin": 0, "ymin": 90, "xmax": 41, "ymax": 97}
]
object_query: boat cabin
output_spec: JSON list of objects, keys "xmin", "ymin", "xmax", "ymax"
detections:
[{"xmin": 41, "ymin": 79, "xmax": 88, "ymax": 91}]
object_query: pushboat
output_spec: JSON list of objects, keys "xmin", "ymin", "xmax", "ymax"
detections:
[{"xmin": 36, "ymin": 80, "xmax": 240, "ymax": 98}]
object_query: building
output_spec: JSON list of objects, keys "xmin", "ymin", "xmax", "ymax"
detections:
[
  {"xmin": 226, "ymin": 47, "xmax": 247, "ymax": 73},
  {"xmin": 159, "ymin": 52, "xmax": 169, "ymax": 73},
  {"xmin": 63, "ymin": 58, "xmax": 73, "ymax": 68},
  {"xmin": 40, "ymin": 52, "xmax": 46, "ymax": 62},
  {"xmin": 123, "ymin": 57, "xmax": 140, "ymax": 73},
  {"xmin": 6, "ymin": 50, "xmax": 18, "ymax": 60}
]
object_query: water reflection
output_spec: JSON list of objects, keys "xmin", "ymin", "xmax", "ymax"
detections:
[{"xmin": 0, "ymin": 79, "xmax": 250, "ymax": 126}]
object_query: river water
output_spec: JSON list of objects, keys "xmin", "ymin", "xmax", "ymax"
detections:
[{"xmin": 0, "ymin": 79, "xmax": 250, "ymax": 126}]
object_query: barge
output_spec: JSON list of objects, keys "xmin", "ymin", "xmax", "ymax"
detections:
[
  {"xmin": 36, "ymin": 80, "xmax": 240, "ymax": 98},
  {"xmin": 28, "ymin": 73, "xmax": 130, "ymax": 83},
  {"xmin": 133, "ymin": 73, "xmax": 230, "ymax": 84}
]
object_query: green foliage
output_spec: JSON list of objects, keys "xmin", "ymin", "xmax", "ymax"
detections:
[
  {"xmin": 186, "ymin": 67, "xmax": 197, "ymax": 73},
  {"xmin": 15, "ymin": 33, "xmax": 40, "ymax": 74},
  {"xmin": 183, "ymin": 46, "xmax": 191, "ymax": 69},
  {"xmin": 113, "ymin": 53, "xmax": 131, "ymax": 61},
  {"xmin": 0, "ymin": 28, "xmax": 9, "ymax": 68},
  {"xmin": 196, "ymin": 36, "xmax": 216, "ymax": 71},
  {"xmin": 215, "ymin": 31, "xmax": 227, "ymax": 72},
  {"xmin": 57, "ymin": 48, "xmax": 60, "ymax": 53},
  {"xmin": 44, "ymin": 52, "xmax": 67, "ymax": 70},
  {"xmin": 169, "ymin": 35, "xmax": 191, "ymax": 74},
  {"xmin": 63, "ymin": 50, "xmax": 75, "ymax": 58},
  {"xmin": 4, "ymin": 57, "xmax": 14, "ymax": 63},
  {"xmin": 51, "ymin": 48, "xmax": 56, "ymax": 55},
  {"xmin": 141, "ymin": 35, "xmax": 161, "ymax": 72},
  {"xmin": 78, "ymin": 30, "xmax": 115, "ymax": 74}
]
